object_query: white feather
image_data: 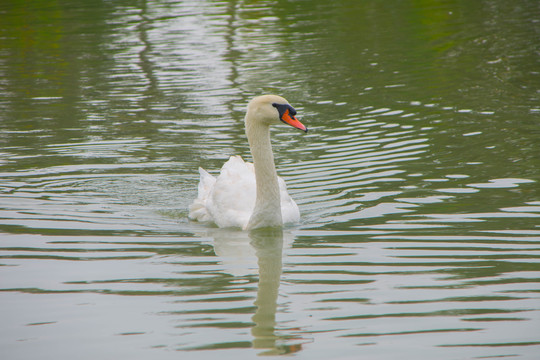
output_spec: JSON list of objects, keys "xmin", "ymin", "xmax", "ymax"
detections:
[{"xmin": 189, "ymin": 155, "xmax": 299, "ymax": 229}]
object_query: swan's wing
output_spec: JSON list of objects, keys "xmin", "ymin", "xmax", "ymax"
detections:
[
  {"xmin": 198, "ymin": 167, "xmax": 216, "ymax": 197},
  {"xmin": 209, "ymin": 156, "xmax": 256, "ymax": 228},
  {"xmin": 190, "ymin": 156, "xmax": 299, "ymax": 228},
  {"xmin": 188, "ymin": 167, "xmax": 216, "ymax": 222},
  {"xmin": 278, "ymin": 175, "xmax": 301, "ymax": 225}
]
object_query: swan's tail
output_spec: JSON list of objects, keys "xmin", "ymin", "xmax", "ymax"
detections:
[{"xmin": 188, "ymin": 167, "xmax": 216, "ymax": 222}]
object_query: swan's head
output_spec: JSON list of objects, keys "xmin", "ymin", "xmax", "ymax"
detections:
[{"xmin": 246, "ymin": 95, "xmax": 307, "ymax": 132}]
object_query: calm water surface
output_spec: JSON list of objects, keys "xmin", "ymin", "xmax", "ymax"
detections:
[{"xmin": 1, "ymin": 1, "xmax": 539, "ymax": 359}]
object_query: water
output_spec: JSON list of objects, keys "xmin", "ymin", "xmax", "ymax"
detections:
[{"xmin": 1, "ymin": 0, "xmax": 539, "ymax": 359}]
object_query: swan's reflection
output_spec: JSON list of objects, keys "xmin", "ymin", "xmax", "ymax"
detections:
[
  {"xmin": 207, "ymin": 227, "xmax": 301, "ymax": 355},
  {"xmin": 249, "ymin": 228, "xmax": 284, "ymax": 353}
]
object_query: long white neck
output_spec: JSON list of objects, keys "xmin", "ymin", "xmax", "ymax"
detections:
[{"xmin": 245, "ymin": 117, "xmax": 282, "ymax": 230}]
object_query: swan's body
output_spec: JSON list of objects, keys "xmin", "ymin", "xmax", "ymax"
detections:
[
  {"xmin": 189, "ymin": 95, "xmax": 307, "ymax": 230},
  {"xmin": 189, "ymin": 156, "xmax": 300, "ymax": 229}
]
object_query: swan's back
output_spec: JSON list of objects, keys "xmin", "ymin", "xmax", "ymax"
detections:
[{"xmin": 189, "ymin": 156, "xmax": 299, "ymax": 229}]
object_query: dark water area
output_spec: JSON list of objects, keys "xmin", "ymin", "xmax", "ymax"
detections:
[{"xmin": 1, "ymin": 1, "xmax": 539, "ymax": 359}]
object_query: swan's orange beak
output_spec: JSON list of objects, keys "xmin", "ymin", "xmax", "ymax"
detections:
[
  {"xmin": 273, "ymin": 103, "xmax": 307, "ymax": 132},
  {"xmin": 281, "ymin": 108, "xmax": 307, "ymax": 132}
]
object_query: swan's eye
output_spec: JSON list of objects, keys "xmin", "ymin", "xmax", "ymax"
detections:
[{"xmin": 272, "ymin": 103, "xmax": 296, "ymax": 117}]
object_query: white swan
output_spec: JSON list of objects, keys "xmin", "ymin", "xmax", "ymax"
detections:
[{"xmin": 189, "ymin": 95, "xmax": 307, "ymax": 230}]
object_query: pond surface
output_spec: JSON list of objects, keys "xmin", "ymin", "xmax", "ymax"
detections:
[{"xmin": 1, "ymin": 0, "xmax": 539, "ymax": 359}]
